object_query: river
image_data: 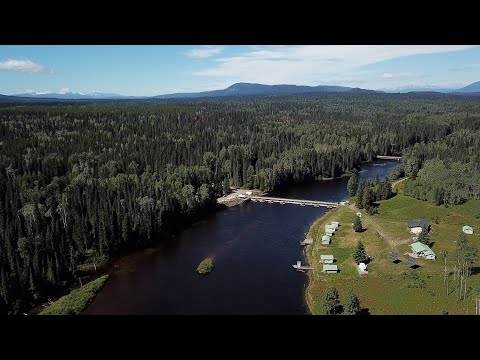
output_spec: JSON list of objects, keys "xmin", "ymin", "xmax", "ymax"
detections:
[{"xmin": 84, "ymin": 160, "xmax": 397, "ymax": 314}]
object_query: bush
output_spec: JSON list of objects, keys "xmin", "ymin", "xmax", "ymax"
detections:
[
  {"xmin": 40, "ymin": 275, "xmax": 109, "ymax": 315},
  {"xmin": 197, "ymin": 257, "xmax": 214, "ymax": 274}
]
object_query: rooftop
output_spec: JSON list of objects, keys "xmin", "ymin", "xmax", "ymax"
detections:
[
  {"xmin": 323, "ymin": 264, "xmax": 338, "ymax": 271},
  {"xmin": 408, "ymin": 218, "xmax": 430, "ymax": 229},
  {"xmin": 410, "ymin": 241, "xmax": 436, "ymax": 257},
  {"xmin": 321, "ymin": 255, "xmax": 334, "ymax": 260}
]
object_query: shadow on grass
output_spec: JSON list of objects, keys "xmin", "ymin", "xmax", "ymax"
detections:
[
  {"xmin": 392, "ymin": 259, "xmax": 402, "ymax": 264},
  {"xmin": 410, "ymin": 264, "xmax": 421, "ymax": 270}
]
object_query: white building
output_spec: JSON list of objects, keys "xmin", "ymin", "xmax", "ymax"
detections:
[
  {"xmin": 408, "ymin": 218, "xmax": 430, "ymax": 234},
  {"xmin": 463, "ymin": 225, "xmax": 474, "ymax": 235},
  {"xmin": 321, "ymin": 255, "xmax": 334, "ymax": 264}
]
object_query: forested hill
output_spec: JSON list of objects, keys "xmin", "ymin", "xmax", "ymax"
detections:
[{"xmin": 1, "ymin": 93, "xmax": 480, "ymax": 314}]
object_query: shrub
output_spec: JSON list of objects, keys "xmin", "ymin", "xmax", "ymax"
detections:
[{"xmin": 197, "ymin": 257, "xmax": 214, "ymax": 274}]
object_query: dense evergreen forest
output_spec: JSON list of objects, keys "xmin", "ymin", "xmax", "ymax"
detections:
[
  {"xmin": 1, "ymin": 92, "xmax": 480, "ymax": 314},
  {"xmin": 401, "ymin": 128, "xmax": 480, "ymax": 205}
]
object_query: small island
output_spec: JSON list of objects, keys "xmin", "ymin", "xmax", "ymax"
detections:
[{"xmin": 197, "ymin": 257, "xmax": 214, "ymax": 274}]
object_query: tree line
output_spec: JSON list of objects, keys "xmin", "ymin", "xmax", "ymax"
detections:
[{"xmin": 400, "ymin": 128, "xmax": 480, "ymax": 205}]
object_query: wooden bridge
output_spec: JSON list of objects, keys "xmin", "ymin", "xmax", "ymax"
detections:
[
  {"xmin": 249, "ymin": 196, "xmax": 339, "ymax": 208},
  {"xmin": 376, "ymin": 155, "xmax": 402, "ymax": 161}
]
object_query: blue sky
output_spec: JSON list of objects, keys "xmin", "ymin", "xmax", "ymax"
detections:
[{"xmin": 0, "ymin": 45, "xmax": 479, "ymax": 95}]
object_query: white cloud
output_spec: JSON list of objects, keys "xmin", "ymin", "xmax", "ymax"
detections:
[
  {"xmin": 58, "ymin": 87, "xmax": 71, "ymax": 94},
  {"xmin": 0, "ymin": 59, "xmax": 52, "ymax": 73},
  {"xmin": 194, "ymin": 45, "xmax": 477, "ymax": 84},
  {"xmin": 187, "ymin": 46, "xmax": 224, "ymax": 58}
]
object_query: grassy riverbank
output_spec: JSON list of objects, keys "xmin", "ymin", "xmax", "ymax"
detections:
[
  {"xmin": 39, "ymin": 275, "xmax": 109, "ymax": 315},
  {"xmin": 305, "ymin": 188, "xmax": 480, "ymax": 315}
]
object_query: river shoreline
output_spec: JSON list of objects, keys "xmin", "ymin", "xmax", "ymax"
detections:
[
  {"xmin": 84, "ymin": 160, "xmax": 397, "ymax": 315},
  {"xmin": 303, "ymin": 207, "xmax": 339, "ymax": 315}
]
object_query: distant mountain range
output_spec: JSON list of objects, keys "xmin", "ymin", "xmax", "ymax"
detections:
[
  {"xmin": 153, "ymin": 83, "xmax": 377, "ymax": 99},
  {"xmin": 4, "ymin": 81, "xmax": 480, "ymax": 100},
  {"xmin": 391, "ymin": 81, "xmax": 480, "ymax": 94},
  {"xmin": 13, "ymin": 91, "xmax": 136, "ymax": 100}
]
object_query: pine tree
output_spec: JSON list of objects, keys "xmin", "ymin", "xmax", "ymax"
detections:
[
  {"xmin": 322, "ymin": 287, "xmax": 340, "ymax": 315},
  {"xmin": 347, "ymin": 173, "xmax": 359, "ymax": 197},
  {"xmin": 363, "ymin": 187, "xmax": 374, "ymax": 210},
  {"xmin": 356, "ymin": 181, "xmax": 365, "ymax": 209},
  {"xmin": 353, "ymin": 216, "xmax": 363, "ymax": 232},
  {"xmin": 343, "ymin": 289, "xmax": 361, "ymax": 315},
  {"xmin": 417, "ymin": 229, "xmax": 430, "ymax": 246},
  {"xmin": 353, "ymin": 241, "xmax": 368, "ymax": 264}
]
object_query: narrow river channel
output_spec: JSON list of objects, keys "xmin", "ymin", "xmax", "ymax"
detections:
[{"xmin": 84, "ymin": 160, "xmax": 397, "ymax": 314}]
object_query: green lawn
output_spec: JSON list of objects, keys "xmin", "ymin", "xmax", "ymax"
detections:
[
  {"xmin": 305, "ymin": 193, "xmax": 480, "ymax": 315},
  {"xmin": 39, "ymin": 275, "xmax": 109, "ymax": 315}
]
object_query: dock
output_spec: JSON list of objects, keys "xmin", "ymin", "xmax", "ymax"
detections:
[
  {"xmin": 300, "ymin": 238, "xmax": 313, "ymax": 245},
  {"xmin": 292, "ymin": 261, "xmax": 313, "ymax": 272},
  {"xmin": 250, "ymin": 196, "xmax": 339, "ymax": 208}
]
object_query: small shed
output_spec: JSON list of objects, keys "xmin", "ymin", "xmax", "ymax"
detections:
[
  {"xmin": 329, "ymin": 223, "xmax": 339, "ymax": 229},
  {"xmin": 331, "ymin": 221, "xmax": 339, "ymax": 227},
  {"xmin": 322, "ymin": 235, "xmax": 332, "ymax": 242},
  {"xmin": 356, "ymin": 212, "xmax": 362, "ymax": 218},
  {"xmin": 238, "ymin": 194, "xmax": 246, "ymax": 198},
  {"xmin": 322, "ymin": 264, "xmax": 338, "ymax": 273},
  {"xmin": 325, "ymin": 230, "xmax": 334, "ymax": 237},
  {"xmin": 325, "ymin": 224, "xmax": 336, "ymax": 231},
  {"xmin": 321, "ymin": 235, "xmax": 331, "ymax": 244},
  {"xmin": 463, "ymin": 225, "xmax": 474, "ymax": 235},
  {"xmin": 320, "ymin": 255, "xmax": 334, "ymax": 264},
  {"xmin": 245, "ymin": 191, "xmax": 253, "ymax": 196},
  {"xmin": 410, "ymin": 241, "xmax": 436, "ymax": 260}
]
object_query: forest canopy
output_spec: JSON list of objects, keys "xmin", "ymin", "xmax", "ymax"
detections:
[{"xmin": 1, "ymin": 92, "xmax": 480, "ymax": 314}]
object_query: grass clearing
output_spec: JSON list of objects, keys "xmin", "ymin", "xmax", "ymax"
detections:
[{"xmin": 305, "ymin": 192, "xmax": 480, "ymax": 315}]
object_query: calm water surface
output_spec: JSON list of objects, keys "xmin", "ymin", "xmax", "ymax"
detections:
[{"xmin": 84, "ymin": 160, "xmax": 397, "ymax": 314}]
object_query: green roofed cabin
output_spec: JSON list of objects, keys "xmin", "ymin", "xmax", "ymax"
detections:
[
  {"xmin": 321, "ymin": 235, "xmax": 331, "ymax": 244},
  {"xmin": 325, "ymin": 225, "xmax": 336, "ymax": 232},
  {"xmin": 320, "ymin": 255, "xmax": 334, "ymax": 264},
  {"xmin": 322, "ymin": 264, "xmax": 338, "ymax": 273},
  {"xmin": 410, "ymin": 241, "xmax": 436, "ymax": 260}
]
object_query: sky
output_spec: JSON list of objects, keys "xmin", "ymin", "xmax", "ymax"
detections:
[{"xmin": 0, "ymin": 45, "xmax": 479, "ymax": 96}]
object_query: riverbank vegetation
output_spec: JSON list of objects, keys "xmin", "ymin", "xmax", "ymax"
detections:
[
  {"xmin": 39, "ymin": 275, "xmax": 109, "ymax": 315},
  {"xmin": 305, "ymin": 184, "xmax": 480, "ymax": 314},
  {"xmin": 2, "ymin": 93, "xmax": 480, "ymax": 314}
]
